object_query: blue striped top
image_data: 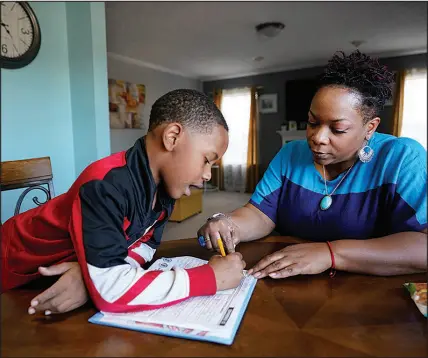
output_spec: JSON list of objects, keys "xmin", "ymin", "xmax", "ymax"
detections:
[{"xmin": 250, "ymin": 132, "xmax": 427, "ymax": 241}]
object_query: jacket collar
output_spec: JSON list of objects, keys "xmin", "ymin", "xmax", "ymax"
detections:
[{"xmin": 127, "ymin": 137, "xmax": 175, "ymax": 210}]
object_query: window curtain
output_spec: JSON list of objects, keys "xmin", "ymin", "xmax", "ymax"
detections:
[
  {"xmin": 245, "ymin": 87, "xmax": 260, "ymax": 193},
  {"xmin": 392, "ymin": 70, "xmax": 406, "ymax": 137},
  {"xmin": 212, "ymin": 88, "xmax": 224, "ymax": 190}
]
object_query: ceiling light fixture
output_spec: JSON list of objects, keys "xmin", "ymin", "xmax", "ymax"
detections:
[
  {"xmin": 255, "ymin": 22, "xmax": 285, "ymax": 38},
  {"xmin": 350, "ymin": 40, "xmax": 365, "ymax": 49},
  {"xmin": 253, "ymin": 56, "xmax": 264, "ymax": 62}
]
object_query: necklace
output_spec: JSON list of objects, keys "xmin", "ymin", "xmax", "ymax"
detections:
[{"xmin": 319, "ymin": 163, "xmax": 355, "ymax": 211}]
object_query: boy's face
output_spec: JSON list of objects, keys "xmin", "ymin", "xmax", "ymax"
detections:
[{"xmin": 161, "ymin": 124, "xmax": 229, "ymax": 199}]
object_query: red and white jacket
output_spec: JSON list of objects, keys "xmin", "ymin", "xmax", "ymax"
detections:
[{"xmin": 1, "ymin": 137, "xmax": 217, "ymax": 312}]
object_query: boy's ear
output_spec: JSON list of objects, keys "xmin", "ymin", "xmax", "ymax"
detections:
[{"xmin": 162, "ymin": 123, "xmax": 183, "ymax": 152}]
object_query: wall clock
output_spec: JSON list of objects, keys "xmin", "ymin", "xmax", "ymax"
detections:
[{"xmin": 1, "ymin": 2, "xmax": 41, "ymax": 69}]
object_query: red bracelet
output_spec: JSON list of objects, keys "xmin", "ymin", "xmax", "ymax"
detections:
[{"xmin": 326, "ymin": 241, "xmax": 336, "ymax": 278}]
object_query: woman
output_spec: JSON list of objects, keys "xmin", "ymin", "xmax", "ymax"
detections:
[{"xmin": 198, "ymin": 50, "xmax": 427, "ymax": 279}]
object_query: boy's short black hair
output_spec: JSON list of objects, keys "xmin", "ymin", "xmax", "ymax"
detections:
[
  {"xmin": 148, "ymin": 89, "xmax": 228, "ymax": 133},
  {"xmin": 319, "ymin": 50, "xmax": 395, "ymax": 123}
]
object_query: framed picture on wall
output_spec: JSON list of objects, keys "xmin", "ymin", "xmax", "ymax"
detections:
[
  {"xmin": 259, "ymin": 93, "xmax": 278, "ymax": 114},
  {"xmin": 108, "ymin": 79, "xmax": 146, "ymax": 129}
]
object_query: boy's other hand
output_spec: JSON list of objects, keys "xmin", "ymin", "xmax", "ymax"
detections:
[
  {"xmin": 208, "ymin": 252, "xmax": 246, "ymax": 291},
  {"xmin": 28, "ymin": 262, "xmax": 88, "ymax": 315}
]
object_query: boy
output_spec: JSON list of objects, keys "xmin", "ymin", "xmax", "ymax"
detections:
[{"xmin": 1, "ymin": 89, "xmax": 246, "ymax": 314}]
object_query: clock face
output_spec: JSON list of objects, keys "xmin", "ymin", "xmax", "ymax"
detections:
[{"xmin": 1, "ymin": 1, "xmax": 41, "ymax": 68}]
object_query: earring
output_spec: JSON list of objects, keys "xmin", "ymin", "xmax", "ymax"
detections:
[{"xmin": 358, "ymin": 138, "xmax": 374, "ymax": 163}]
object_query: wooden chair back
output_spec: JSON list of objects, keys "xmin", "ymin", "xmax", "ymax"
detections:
[{"xmin": 1, "ymin": 157, "xmax": 55, "ymax": 215}]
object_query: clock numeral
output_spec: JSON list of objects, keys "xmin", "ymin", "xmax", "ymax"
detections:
[
  {"xmin": 1, "ymin": 44, "xmax": 7, "ymax": 55},
  {"xmin": 21, "ymin": 28, "xmax": 31, "ymax": 35}
]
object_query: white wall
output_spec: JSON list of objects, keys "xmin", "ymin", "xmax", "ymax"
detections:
[{"xmin": 107, "ymin": 54, "xmax": 202, "ymax": 154}]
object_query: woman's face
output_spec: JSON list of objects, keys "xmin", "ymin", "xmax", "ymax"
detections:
[{"xmin": 306, "ymin": 86, "xmax": 379, "ymax": 166}]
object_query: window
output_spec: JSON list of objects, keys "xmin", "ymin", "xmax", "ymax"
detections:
[
  {"xmin": 221, "ymin": 88, "xmax": 251, "ymax": 166},
  {"xmin": 220, "ymin": 88, "xmax": 251, "ymax": 192},
  {"xmin": 401, "ymin": 69, "xmax": 427, "ymax": 149}
]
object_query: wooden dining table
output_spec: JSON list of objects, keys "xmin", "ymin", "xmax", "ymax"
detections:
[{"xmin": 1, "ymin": 236, "xmax": 427, "ymax": 357}]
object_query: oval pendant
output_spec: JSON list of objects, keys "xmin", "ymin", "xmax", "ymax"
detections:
[{"xmin": 320, "ymin": 195, "xmax": 333, "ymax": 210}]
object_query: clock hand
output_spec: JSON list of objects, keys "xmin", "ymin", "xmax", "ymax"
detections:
[
  {"xmin": 1, "ymin": 22, "xmax": 12, "ymax": 35},
  {"xmin": 1, "ymin": 22, "xmax": 16, "ymax": 53},
  {"xmin": 1, "ymin": 24, "xmax": 13, "ymax": 39}
]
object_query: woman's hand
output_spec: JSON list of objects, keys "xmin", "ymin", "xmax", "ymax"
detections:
[
  {"xmin": 248, "ymin": 243, "xmax": 332, "ymax": 279},
  {"xmin": 28, "ymin": 262, "xmax": 88, "ymax": 315},
  {"xmin": 197, "ymin": 214, "xmax": 240, "ymax": 254}
]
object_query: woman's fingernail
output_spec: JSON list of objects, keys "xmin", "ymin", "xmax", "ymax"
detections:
[
  {"xmin": 269, "ymin": 273, "xmax": 277, "ymax": 277},
  {"xmin": 253, "ymin": 272, "xmax": 261, "ymax": 278},
  {"xmin": 28, "ymin": 307, "xmax": 36, "ymax": 315},
  {"xmin": 31, "ymin": 300, "xmax": 38, "ymax": 307},
  {"xmin": 247, "ymin": 269, "xmax": 253, "ymax": 275},
  {"xmin": 45, "ymin": 310, "xmax": 52, "ymax": 316}
]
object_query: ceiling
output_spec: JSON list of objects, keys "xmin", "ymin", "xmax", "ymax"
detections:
[{"xmin": 105, "ymin": 1, "xmax": 427, "ymax": 81}]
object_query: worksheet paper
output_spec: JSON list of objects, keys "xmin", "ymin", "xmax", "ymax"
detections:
[{"xmin": 97, "ymin": 256, "xmax": 256, "ymax": 338}]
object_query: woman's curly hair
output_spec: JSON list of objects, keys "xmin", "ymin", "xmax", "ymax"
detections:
[{"xmin": 319, "ymin": 50, "xmax": 395, "ymax": 122}]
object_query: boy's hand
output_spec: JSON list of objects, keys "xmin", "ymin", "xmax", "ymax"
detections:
[
  {"xmin": 198, "ymin": 215, "xmax": 240, "ymax": 254},
  {"xmin": 208, "ymin": 252, "xmax": 246, "ymax": 291},
  {"xmin": 28, "ymin": 262, "xmax": 88, "ymax": 315}
]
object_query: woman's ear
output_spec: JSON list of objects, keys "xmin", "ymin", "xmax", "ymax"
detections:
[
  {"xmin": 162, "ymin": 123, "xmax": 183, "ymax": 152},
  {"xmin": 366, "ymin": 117, "xmax": 380, "ymax": 140}
]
